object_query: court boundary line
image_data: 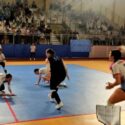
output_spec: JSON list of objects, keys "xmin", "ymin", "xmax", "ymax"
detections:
[
  {"xmin": 2, "ymin": 110, "xmax": 125, "ymax": 125},
  {"xmin": 1, "ymin": 113, "xmax": 97, "ymax": 125},
  {"xmin": 3, "ymin": 97, "xmax": 19, "ymax": 123},
  {"xmin": 6, "ymin": 63, "xmax": 110, "ymax": 74}
]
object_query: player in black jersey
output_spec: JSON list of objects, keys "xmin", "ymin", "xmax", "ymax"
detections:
[{"xmin": 46, "ymin": 49, "xmax": 69, "ymax": 110}]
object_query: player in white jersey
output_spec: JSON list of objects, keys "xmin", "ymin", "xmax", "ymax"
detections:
[
  {"xmin": 34, "ymin": 58, "xmax": 51, "ymax": 85},
  {"xmin": 0, "ymin": 73, "xmax": 15, "ymax": 96},
  {"xmin": 34, "ymin": 58, "xmax": 69, "ymax": 87},
  {"xmin": 0, "ymin": 49, "xmax": 7, "ymax": 73},
  {"xmin": 106, "ymin": 50, "xmax": 125, "ymax": 105}
]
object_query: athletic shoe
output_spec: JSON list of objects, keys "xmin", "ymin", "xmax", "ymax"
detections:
[
  {"xmin": 55, "ymin": 102, "xmax": 64, "ymax": 110},
  {"xmin": 48, "ymin": 93, "xmax": 56, "ymax": 103},
  {"xmin": 60, "ymin": 82, "xmax": 67, "ymax": 88}
]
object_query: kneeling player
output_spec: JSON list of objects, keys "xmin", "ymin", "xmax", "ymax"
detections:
[
  {"xmin": 0, "ymin": 73, "xmax": 15, "ymax": 96},
  {"xmin": 34, "ymin": 58, "xmax": 69, "ymax": 87}
]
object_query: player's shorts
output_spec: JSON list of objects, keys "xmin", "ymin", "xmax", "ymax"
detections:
[
  {"xmin": 0, "ymin": 62, "xmax": 5, "ymax": 68},
  {"xmin": 121, "ymin": 81, "xmax": 125, "ymax": 92},
  {"xmin": 50, "ymin": 76, "xmax": 66, "ymax": 90}
]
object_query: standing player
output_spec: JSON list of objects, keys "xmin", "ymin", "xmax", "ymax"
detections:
[
  {"xmin": 0, "ymin": 49, "xmax": 7, "ymax": 73},
  {"xmin": 0, "ymin": 73, "xmax": 15, "ymax": 96},
  {"xmin": 46, "ymin": 49, "xmax": 67, "ymax": 110},
  {"xmin": 30, "ymin": 43, "xmax": 36, "ymax": 61},
  {"xmin": 106, "ymin": 50, "xmax": 125, "ymax": 105}
]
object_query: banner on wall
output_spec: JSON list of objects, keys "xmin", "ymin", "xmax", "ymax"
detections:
[{"xmin": 70, "ymin": 40, "xmax": 92, "ymax": 52}]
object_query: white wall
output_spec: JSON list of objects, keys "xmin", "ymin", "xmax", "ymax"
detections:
[{"xmin": 90, "ymin": 46, "xmax": 118, "ymax": 58}]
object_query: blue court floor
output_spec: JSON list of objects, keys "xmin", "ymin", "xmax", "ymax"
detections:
[{"xmin": 0, "ymin": 65, "xmax": 125, "ymax": 124}]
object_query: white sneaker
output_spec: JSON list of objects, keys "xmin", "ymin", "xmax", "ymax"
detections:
[
  {"xmin": 55, "ymin": 102, "xmax": 64, "ymax": 110},
  {"xmin": 60, "ymin": 82, "xmax": 67, "ymax": 87},
  {"xmin": 48, "ymin": 94, "xmax": 56, "ymax": 103}
]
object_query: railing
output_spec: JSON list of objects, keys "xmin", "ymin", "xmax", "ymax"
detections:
[
  {"xmin": 0, "ymin": 32, "xmax": 125, "ymax": 46},
  {"xmin": 0, "ymin": 32, "xmax": 51, "ymax": 45}
]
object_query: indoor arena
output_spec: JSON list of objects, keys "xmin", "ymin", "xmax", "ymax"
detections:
[{"xmin": 0, "ymin": 0, "xmax": 125, "ymax": 125}]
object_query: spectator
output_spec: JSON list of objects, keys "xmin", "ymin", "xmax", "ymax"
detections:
[
  {"xmin": 0, "ymin": 21, "xmax": 4, "ymax": 32},
  {"xmin": 32, "ymin": 1, "xmax": 37, "ymax": 8},
  {"xmin": 39, "ymin": 21, "xmax": 45, "ymax": 33},
  {"xmin": 39, "ymin": 33, "xmax": 46, "ymax": 44},
  {"xmin": 1, "ymin": 35, "xmax": 9, "ymax": 44},
  {"xmin": 72, "ymin": 30, "xmax": 79, "ymax": 40},
  {"xmin": 45, "ymin": 26, "xmax": 52, "ymax": 44},
  {"xmin": 30, "ymin": 42, "xmax": 36, "ymax": 61}
]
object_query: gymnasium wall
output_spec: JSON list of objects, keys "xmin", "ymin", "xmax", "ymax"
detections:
[
  {"xmin": 2, "ymin": 45, "xmax": 90, "ymax": 59},
  {"xmin": 89, "ymin": 46, "xmax": 118, "ymax": 58},
  {"xmin": 2, "ymin": 43, "xmax": 119, "ymax": 59}
]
